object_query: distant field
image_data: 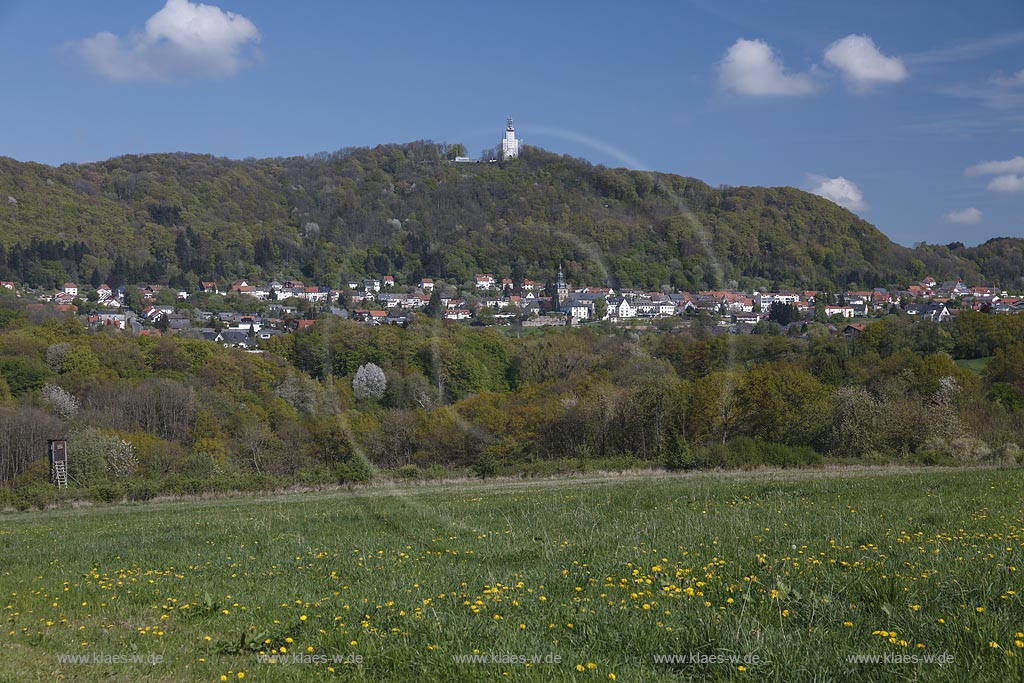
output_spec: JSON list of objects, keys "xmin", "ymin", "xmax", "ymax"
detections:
[
  {"xmin": 954, "ymin": 357, "xmax": 993, "ymax": 373},
  {"xmin": 2, "ymin": 468, "xmax": 1022, "ymax": 682}
]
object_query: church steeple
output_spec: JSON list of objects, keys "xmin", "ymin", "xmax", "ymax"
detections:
[{"xmin": 552, "ymin": 263, "xmax": 569, "ymax": 309}]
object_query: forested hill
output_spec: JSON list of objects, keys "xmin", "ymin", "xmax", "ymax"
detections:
[{"xmin": 0, "ymin": 143, "xmax": 1020, "ymax": 291}]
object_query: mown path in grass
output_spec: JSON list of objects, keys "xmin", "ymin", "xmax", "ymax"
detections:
[{"xmin": 2, "ymin": 467, "xmax": 1022, "ymax": 682}]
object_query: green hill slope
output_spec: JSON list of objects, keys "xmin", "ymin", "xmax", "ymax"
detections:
[{"xmin": 0, "ymin": 143, "xmax": 1018, "ymax": 291}]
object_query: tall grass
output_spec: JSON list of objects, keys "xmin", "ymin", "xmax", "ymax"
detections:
[{"xmin": 1, "ymin": 468, "xmax": 1021, "ymax": 681}]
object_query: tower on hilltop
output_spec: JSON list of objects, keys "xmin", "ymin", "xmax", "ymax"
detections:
[{"xmin": 501, "ymin": 117, "xmax": 520, "ymax": 160}]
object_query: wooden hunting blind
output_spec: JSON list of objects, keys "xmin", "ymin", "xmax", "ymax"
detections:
[{"xmin": 49, "ymin": 439, "xmax": 68, "ymax": 488}]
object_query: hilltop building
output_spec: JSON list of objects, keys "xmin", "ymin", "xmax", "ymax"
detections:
[{"xmin": 501, "ymin": 117, "xmax": 520, "ymax": 160}]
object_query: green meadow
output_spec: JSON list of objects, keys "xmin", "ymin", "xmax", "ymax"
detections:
[{"xmin": 2, "ymin": 467, "xmax": 1022, "ymax": 682}]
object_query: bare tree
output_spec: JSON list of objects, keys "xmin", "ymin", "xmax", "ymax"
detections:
[{"xmin": 0, "ymin": 406, "xmax": 63, "ymax": 482}]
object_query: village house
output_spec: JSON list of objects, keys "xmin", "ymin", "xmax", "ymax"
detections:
[
  {"xmin": 821, "ymin": 305, "xmax": 856, "ymax": 319},
  {"xmin": 756, "ymin": 292, "xmax": 800, "ymax": 308},
  {"xmin": 88, "ymin": 312, "xmax": 127, "ymax": 330},
  {"xmin": 906, "ymin": 302, "xmax": 951, "ymax": 322},
  {"xmin": 562, "ymin": 300, "xmax": 593, "ymax": 322},
  {"xmin": 607, "ymin": 297, "xmax": 635, "ymax": 319}
]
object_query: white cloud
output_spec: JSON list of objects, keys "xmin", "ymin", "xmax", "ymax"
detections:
[
  {"xmin": 73, "ymin": 0, "xmax": 260, "ymax": 82},
  {"xmin": 718, "ymin": 39, "xmax": 816, "ymax": 96},
  {"xmin": 823, "ymin": 34, "xmax": 907, "ymax": 90},
  {"xmin": 992, "ymin": 68, "xmax": 1024, "ymax": 88},
  {"xmin": 988, "ymin": 174, "xmax": 1024, "ymax": 192},
  {"xmin": 903, "ymin": 32, "xmax": 1024, "ymax": 66},
  {"xmin": 944, "ymin": 207, "xmax": 983, "ymax": 225},
  {"xmin": 965, "ymin": 156, "xmax": 1024, "ymax": 176},
  {"xmin": 806, "ymin": 174, "xmax": 868, "ymax": 212}
]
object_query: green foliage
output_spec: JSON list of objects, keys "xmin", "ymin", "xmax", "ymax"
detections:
[
  {"xmin": 0, "ymin": 146, "xmax": 1014, "ymax": 292},
  {"xmin": 0, "ymin": 357, "xmax": 50, "ymax": 395},
  {"xmin": 768, "ymin": 301, "xmax": 799, "ymax": 326},
  {"xmin": 664, "ymin": 440, "xmax": 696, "ymax": 471},
  {"xmin": 0, "ymin": 296, "xmax": 1022, "ymax": 498}
]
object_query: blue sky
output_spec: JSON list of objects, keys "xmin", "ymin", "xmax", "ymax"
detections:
[{"xmin": 0, "ymin": 0, "xmax": 1022, "ymax": 246}]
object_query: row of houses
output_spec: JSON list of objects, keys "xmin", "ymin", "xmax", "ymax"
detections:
[{"xmin": 17, "ymin": 269, "xmax": 1024, "ymax": 338}]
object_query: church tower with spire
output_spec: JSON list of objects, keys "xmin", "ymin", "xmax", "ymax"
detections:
[
  {"xmin": 551, "ymin": 263, "xmax": 569, "ymax": 310},
  {"xmin": 501, "ymin": 117, "xmax": 520, "ymax": 160}
]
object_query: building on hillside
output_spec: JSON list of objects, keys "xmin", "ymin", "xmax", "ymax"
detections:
[{"xmin": 501, "ymin": 117, "xmax": 520, "ymax": 160}]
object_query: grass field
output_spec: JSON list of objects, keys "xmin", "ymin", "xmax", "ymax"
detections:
[
  {"xmin": 954, "ymin": 357, "xmax": 993, "ymax": 373},
  {"xmin": 2, "ymin": 468, "xmax": 1022, "ymax": 682}
]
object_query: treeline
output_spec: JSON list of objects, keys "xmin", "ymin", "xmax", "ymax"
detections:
[
  {"xmin": 0, "ymin": 297, "xmax": 1022, "ymax": 509},
  {"xmin": 2, "ymin": 146, "xmax": 1021, "ymax": 293}
]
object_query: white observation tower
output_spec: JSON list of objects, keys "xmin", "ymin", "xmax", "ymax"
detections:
[{"xmin": 501, "ymin": 117, "xmax": 520, "ymax": 160}]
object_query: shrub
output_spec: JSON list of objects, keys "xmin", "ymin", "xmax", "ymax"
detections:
[
  {"xmin": 421, "ymin": 464, "xmax": 448, "ymax": 480},
  {"xmin": 125, "ymin": 480, "xmax": 159, "ymax": 502},
  {"xmin": 296, "ymin": 465, "xmax": 335, "ymax": 486},
  {"xmin": 14, "ymin": 483, "xmax": 57, "ymax": 510},
  {"xmin": 664, "ymin": 442, "xmax": 696, "ymax": 471},
  {"xmin": 395, "ymin": 464, "xmax": 421, "ymax": 481},
  {"xmin": 333, "ymin": 458, "xmax": 372, "ymax": 485},
  {"xmin": 87, "ymin": 482, "xmax": 123, "ymax": 504},
  {"xmin": 696, "ymin": 437, "xmax": 822, "ymax": 470}
]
